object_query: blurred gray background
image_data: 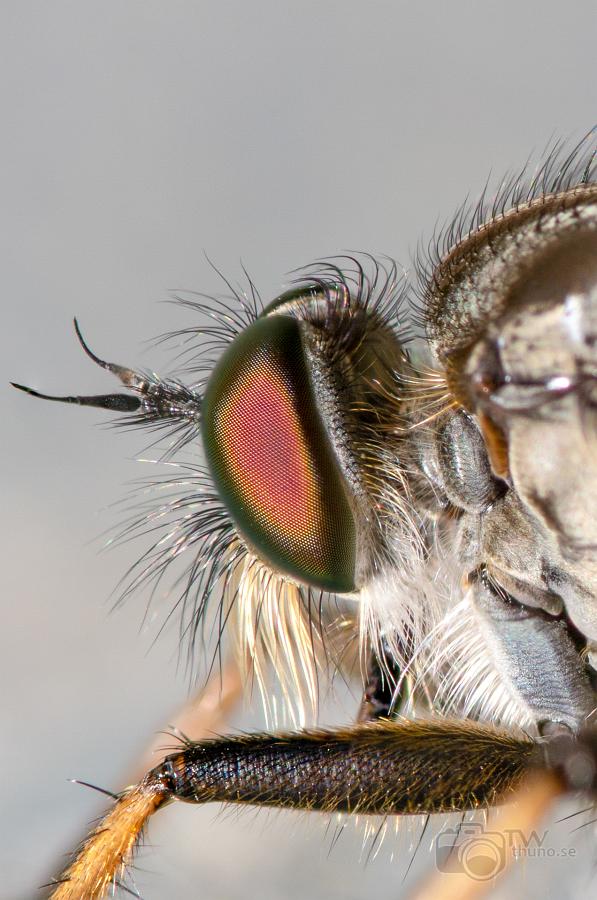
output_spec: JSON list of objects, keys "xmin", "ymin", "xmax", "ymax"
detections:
[{"xmin": 3, "ymin": 2, "xmax": 597, "ymax": 898}]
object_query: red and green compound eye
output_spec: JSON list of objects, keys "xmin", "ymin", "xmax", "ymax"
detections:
[{"xmin": 202, "ymin": 315, "xmax": 357, "ymax": 592}]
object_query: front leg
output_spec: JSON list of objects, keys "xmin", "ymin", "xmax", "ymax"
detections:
[
  {"xmin": 358, "ymin": 640, "xmax": 406, "ymax": 721},
  {"xmin": 50, "ymin": 718, "xmax": 543, "ymax": 899},
  {"xmin": 159, "ymin": 719, "xmax": 536, "ymax": 815}
]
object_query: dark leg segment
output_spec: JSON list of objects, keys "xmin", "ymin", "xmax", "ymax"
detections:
[
  {"xmin": 157, "ymin": 719, "xmax": 538, "ymax": 816},
  {"xmin": 358, "ymin": 640, "xmax": 405, "ymax": 721},
  {"xmin": 55, "ymin": 718, "xmax": 597, "ymax": 899}
]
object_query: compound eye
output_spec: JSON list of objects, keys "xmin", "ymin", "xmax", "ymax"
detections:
[{"xmin": 202, "ymin": 314, "xmax": 357, "ymax": 592}]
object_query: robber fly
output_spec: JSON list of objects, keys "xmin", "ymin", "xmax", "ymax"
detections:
[{"xmin": 13, "ymin": 133, "xmax": 597, "ymax": 899}]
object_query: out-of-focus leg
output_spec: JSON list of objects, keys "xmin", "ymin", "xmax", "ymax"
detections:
[{"xmin": 132, "ymin": 660, "xmax": 243, "ymax": 778}]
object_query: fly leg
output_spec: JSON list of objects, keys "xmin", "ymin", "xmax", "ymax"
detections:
[
  {"xmin": 131, "ymin": 660, "xmax": 242, "ymax": 778},
  {"xmin": 357, "ymin": 638, "xmax": 405, "ymax": 721},
  {"xmin": 49, "ymin": 716, "xmax": 597, "ymax": 900},
  {"xmin": 471, "ymin": 573, "xmax": 596, "ymax": 731},
  {"xmin": 159, "ymin": 719, "xmax": 537, "ymax": 815},
  {"xmin": 46, "ymin": 661, "xmax": 242, "ymax": 900}
]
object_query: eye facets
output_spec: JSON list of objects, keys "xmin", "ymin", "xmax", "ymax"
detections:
[{"xmin": 202, "ymin": 314, "xmax": 357, "ymax": 592}]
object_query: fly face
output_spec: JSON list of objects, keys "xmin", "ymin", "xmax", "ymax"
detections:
[
  {"xmin": 15, "ymin": 261, "xmax": 424, "ymax": 725},
  {"xmin": 14, "ymin": 147, "xmax": 597, "ymax": 733},
  {"xmin": 196, "ymin": 268, "xmax": 424, "ymax": 720}
]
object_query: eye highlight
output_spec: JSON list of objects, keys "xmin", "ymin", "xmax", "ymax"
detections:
[{"xmin": 202, "ymin": 313, "xmax": 357, "ymax": 592}]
